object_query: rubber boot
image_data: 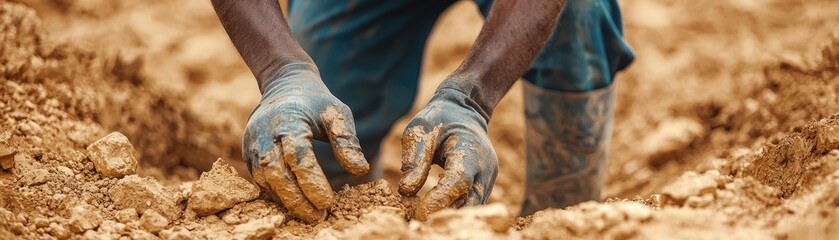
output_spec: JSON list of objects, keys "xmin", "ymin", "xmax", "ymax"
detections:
[{"xmin": 520, "ymin": 80, "xmax": 616, "ymax": 217}]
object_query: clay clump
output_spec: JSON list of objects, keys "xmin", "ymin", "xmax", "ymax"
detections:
[
  {"xmin": 188, "ymin": 158, "xmax": 259, "ymax": 216},
  {"xmin": 68, "ymin": 204, "xmax": 103, "ymax": 233},
  {"xmin": 109, "ymin": 175, "xmax": 183, "ymax": 221},
  {"xmin": 86, "ymin": 132, "xmax": 138, "ymax": 178},
  {"xmin": 140, "ymin": 209, "xmax": 169, "ymax": 234}
]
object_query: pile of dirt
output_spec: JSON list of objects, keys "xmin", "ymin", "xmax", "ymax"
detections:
[
  {"xmin": 603, "ymin": 0, "xmax": 839, "ymax": 199},
  {"xmin": 1, "ymin": 0, "xmax": 243, "ymax": 179},
  {"xmin": 5, "ymin": 0, "xmax": 839, "ymax": 239}
]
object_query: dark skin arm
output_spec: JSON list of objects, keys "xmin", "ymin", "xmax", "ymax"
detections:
[
  {"xmin": 451, "ymin": 0, "xmax": 566, "ymax": 114},
  {"xmin": 211, "ymin": 0, "xmax": 370, "ymax": 224},
  {"xmin": 210, "ymin": 0, "xmax": 310, "ymax": 92},
  {"xmin": 212, "ymin": 0, "xmax": 565, "ymax": 106}
]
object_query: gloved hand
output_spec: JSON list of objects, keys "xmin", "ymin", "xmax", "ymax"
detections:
[
  {"xmin": 242, "ymin": 61, "xmax": 369, "ymax": 224},
  {"xmin": 398, "ymin": 79, "xmax": 499, "ymax": 221}
]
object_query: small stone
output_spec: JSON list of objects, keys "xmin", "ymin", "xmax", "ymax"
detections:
[
  {"xmin": 130, "ymin": 230, "xmax": 159, "ymax": 240},
  {"xmin": 32, "ymin": 215, "xmax": 49, "ymax": 228},
  {"xmin": 19, "ymin": 168, "xmax": 50, "ymax": 186},
  {"xmin": 99, "ymin": 220, "xmax": 126, "ymax": 234},
  {"xmin": 69, "ymin": 204, "xmax": 103, "ymax": 233},
  {"xmin": 140, "ymin": 209, "xmax": 169, "ymax": 234},
  {"xmin": 86, "ymin": 132, "xmax": 138, "ymax": 178},
  {"xmin": 231, "ymin": 215, "xmax": 285, "ymax": 240},
  {"xmin": 83, "ymin": 229, "xmax": 110, "ymax": 240},
  {"xmin": 188, "ymin": 158, "xmax": 260, "ymax": 215},
  {"xmin": 222, "ymin": 213, "xmax": 241, "ymax": 225},
  {"xmin": 55, "ymin": 166, "xmax": 73, "ymax": 176},
  {"xmin": 428, "ymin": 203, "xmax": 510, "ymax": 233},
  {"xmin": 48, "ymin": 222, "xmax": 70, "ymax": 240},
  {"xmin": 115, "ymin": 208, "xmax": 138, "ymax": 223},
  {"xmin": 159, "ymin": 227, "xmax": 193, "ymax": 240},
  {"xmin": 109, "ymin": 175, "xmax": 182, "ymax": 221},
  {"xmin": 12, "ymin": 152, "xmax": 36, "ymax": 174},
  {"xmin": 813, "ymin": 119, "xmax": 839, "ymax": 154},
  {"xmin": 661, "ymin": 171, "xmax": 720, "ymax": 205},
  {"xmin": 0, "ymin": 144, "xmax": 15, "ymax": 170},
  {"xmin": 647, "ymin": 194, "xmax": 662, "ymax": 208}
]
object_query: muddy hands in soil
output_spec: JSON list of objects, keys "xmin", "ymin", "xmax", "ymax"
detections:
[{"xmin": 3, "ymin": 0, "xmax": 839, "ymax": 239}]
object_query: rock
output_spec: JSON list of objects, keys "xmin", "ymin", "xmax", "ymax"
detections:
[
  {"xmin": 130, "ymin": 230, "xmax": 159, "ymax": 240},
  {"xmin": 159, "ymin": 227, "xmax": 193, "ymax": 240},
  {"xmin": 231, "ymin": 215, "xmax": 285, "ymax": 240},
  {"xmin": 0, "ymin": 144, "xmax": 15, "ymax": 170},
  {"xmin": 662, "ymin": 171, "xmax": 720, "ymax": 204},
  {"xmin": 140, "ymin": 209, "xmax": 169, "ymax": 234},
  {"xmin": 812, "ymin": 118, "xmax": 839, "ymax": 154},
  {"xmin": 99, "ymin": 220, "xmax": 126, "ymax": 235},
  {"xmin": 223, "ymin": 213, "xmax": 241, "ymax": 225},
  {"xmin": 86, "ymin": 132, "xmax": 138, "ymax": 178},
  {"xmin": 55, "ymin": 166, "xmax": 73, "ymax": 176},
  {"xmin": 32, "ymin": 215, "xmax": 49, "ymax": 228},
  {"xmin": 188, "ymin": 158, "xmax": 259, "ymax": 215},
  {"xmin": 19, "ymin": 168, "xmax": 50, "ymax": 186},
  {"xmin": 109, "ymin": 175, "xmax": 182, "ymax": 221},
  {"xmin": 48, "ymin": 222, "xmax": 70, "ymax": 240},
  {"xmin": 69, "ymin": 204, "xmax": 103, "ymax": 233},
  {"xmin": 648, "ymin": 194, "xmax": 662, "ymax": 208},
  {"xmin": 12, "ymin": 152, "xmax": 36, "ymax": 176},
  {"xmin": 83, "ymin": 229, "xmax": 110, "ymax": 240},
  {"xmin": 115, "ymin": 208, "xmax": 138, "ymax": 223},
  {"xmin": 328, "ymin": 206, "xmax": 408, "ymax": 240},
  {"xmin": 428, "ymin": 203, "xmax": 511, "ymax": 233}
]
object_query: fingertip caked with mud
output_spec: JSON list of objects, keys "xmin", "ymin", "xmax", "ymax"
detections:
[
  {"xmin": 320, "ymin": 104, "xmax": 369, "ymax": 176},
  {"xmin": 398, "ymin": 124, "xmax": 443, "ymax": 196}
]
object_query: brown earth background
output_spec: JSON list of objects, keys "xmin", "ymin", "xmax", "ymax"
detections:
[{"xmin": 2, "ymin": 0, "xmax": 839, "ymax": 239}]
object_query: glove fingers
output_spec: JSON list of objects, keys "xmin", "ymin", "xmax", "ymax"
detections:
[
  {"xmin": 261, "ymin": 144, "xmax": 327, "ymax": 224},
  {"xmin": 414, "ymin": 137, "xmax": 477, "ymax": 221},
  {"xmin": 465, "ymin": 171, "xmax": 496, "ymax": 206},
  {"xmin": 281, "ymin": 133, "xmax": 334, "ymax": 210},
  {"xmin": 250, "ymin": 150, "xmax": 282, "ymax": 203},
  {"xmin": 398, "ymin": 123, "xmax": 443, "ymax": 196},
  {"xmin": 321, "ymin": 104, "xmax": 369, "ymax": 176}
]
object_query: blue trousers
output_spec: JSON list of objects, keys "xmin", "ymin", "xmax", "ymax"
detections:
[{"xmin": 287, "ymin": 0, "xmax": 635, "ymax": 186}]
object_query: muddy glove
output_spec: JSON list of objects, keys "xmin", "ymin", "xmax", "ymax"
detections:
[
  {"xmin": 242, "ymin": 62, "xmax": 369, "ymax": 224},
  {"xmin": 398, "ymin": 79, "xmax": 499, "ymax": 221}
]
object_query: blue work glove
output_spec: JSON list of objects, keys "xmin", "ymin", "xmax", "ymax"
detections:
[
  {"xmin": 242, "ymin": 62, "xmax": 369, "ymax": 224},
  {"xmin": 398, "ymin": 79, "xmax": 499, "ymax": 221}
]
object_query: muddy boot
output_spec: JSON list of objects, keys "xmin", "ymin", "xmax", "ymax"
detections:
[{"xmin": 520, "ymin": 81, "xmax": 616, "ymax": 217}]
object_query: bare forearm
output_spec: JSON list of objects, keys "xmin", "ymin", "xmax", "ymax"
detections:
[
  {"xmin": 210, "ymin": 0, "xmax": 311, "ymax": 91},
  {"xmin": 448, "ymin": 0, "xmax": 565, "ymax": 114}
]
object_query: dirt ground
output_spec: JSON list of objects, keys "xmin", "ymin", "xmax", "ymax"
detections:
[{"xmin": 2, "ymin": 0, "xmax": 839, "ymax": 239}]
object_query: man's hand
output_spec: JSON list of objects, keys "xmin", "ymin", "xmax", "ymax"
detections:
[
  {"xmin": 397, "ymin": 0, "xmax": 565, "ymax": 220},
  {"xmin": 398, "ymin": 80, "xmax": 499, "ymax": 221},
  {"xmin": 243, "ymin": 62, "xmax": 369, "ymax": 224}
]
